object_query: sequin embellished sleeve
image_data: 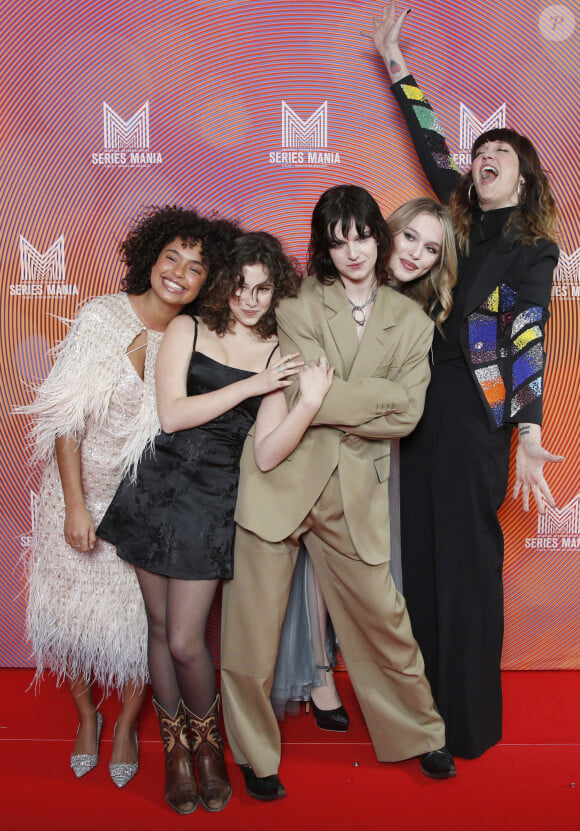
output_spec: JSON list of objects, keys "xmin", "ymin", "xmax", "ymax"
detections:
[
  {"xmin": 505, "ymin": 240, "xmax": 559, "ymax": 426},
  {"xmin": 390, "ymin": 75, "xmax": 462, "ymax": 204}
]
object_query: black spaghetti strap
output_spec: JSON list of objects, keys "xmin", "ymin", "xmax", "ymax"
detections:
[
  {"xmin": 265, "ymin": 342, "xmax": 279, "ymax": 368},
  {"xmin": 191, "ymin": 316, "xmax": 199, "ymax": 352}
]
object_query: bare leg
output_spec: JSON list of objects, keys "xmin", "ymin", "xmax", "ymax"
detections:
[
  {"xmin": 67, "ymin": 674, "xmax": 98, "ymax": 755},
  {"xmin": 110, "ymin": 680, "xmax": 148, "ymax": 765},
  {"xmin": 309, "ymin": 573, "xmax": 343, "ymax": 711}
]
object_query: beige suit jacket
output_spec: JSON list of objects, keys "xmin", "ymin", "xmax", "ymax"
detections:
[{"xmin": 235, "ymin": 277, "xmax": 434, "ymax": 565}]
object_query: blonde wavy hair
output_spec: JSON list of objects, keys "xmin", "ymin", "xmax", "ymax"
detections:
[{"xmin": 388, "ymin": 198, "xmax": 457, "ymax": 332}]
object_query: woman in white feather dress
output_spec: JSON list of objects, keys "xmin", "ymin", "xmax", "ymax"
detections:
[{"xmin": 22, "ymin": 206, "xmax": 238, "ymax": 785}]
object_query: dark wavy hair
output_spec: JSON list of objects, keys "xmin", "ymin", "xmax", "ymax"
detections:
[
  {"xmin": 449, "ymin": 128, "xmax": 559, "ymax": 254},
  {"xmin": 198, "ymin": 232, "xmax": 301, "ymax": 338},
  {"xmin": 307, "ymin": 185, "xmax": 392, "ymax": 285},
  {"xmin": 120, "ymin": 205, "xmax": 241, "ymax": 295}
]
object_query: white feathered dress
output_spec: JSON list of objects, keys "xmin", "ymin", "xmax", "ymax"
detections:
[{"xmin": 24, "ymin": 292, "xmax": 162, "ymax": 693}]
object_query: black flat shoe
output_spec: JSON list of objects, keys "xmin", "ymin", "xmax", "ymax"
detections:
[
  {"xmin": 420, "ymin": 747, "xmax": 457, "ymax": 779},
  {"xmin": 310, "ymin": 700, "xmax": 350, "ymax": 732},
  {"xmin": 240, "ymin": 764, "xmax": 286, "ymax": 801}
]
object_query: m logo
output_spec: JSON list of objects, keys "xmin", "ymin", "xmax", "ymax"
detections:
[
  {"xmin": 459, "ymin": 103, "xmax": 506, "ymax": 150},
  {"xmin": 537, "ymin": 494, "xmax": 580, "ymax": 536},
  {"xmin": 281, "ymin": 101, "xmax": 327, "ymax": 148},
  {"xmin": 19, "ymin": 235, "xmax": 65, "ymax": 283},
  {"xmin": 103, "ymin": 101, "xmax": 149, "ymax": 150},
  {"xmin": 554, "ymin": 249, "xmax": 580, "ymax": 284}
]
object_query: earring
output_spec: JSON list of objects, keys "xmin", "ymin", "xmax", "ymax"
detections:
[
  {"xmin": 468, "ymin": 182, "xmax": 477, "ymax": 202},
  {"xmin": 517, "ymin": 181, "xmax": 525, "ymax": 202}
]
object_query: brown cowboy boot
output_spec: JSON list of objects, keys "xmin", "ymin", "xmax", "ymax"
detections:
[
  {"xmin": 185, "ymin": 694, "xmax": 232, "ymax": 812},
  {"xmin": 152, "ymin": 698, "xmax": 198, "ymax": 815}
]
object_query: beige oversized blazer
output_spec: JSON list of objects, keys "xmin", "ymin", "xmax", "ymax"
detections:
[{"xmin": 235, "ymin": 276, "xmax": 434, "ymax": 565}]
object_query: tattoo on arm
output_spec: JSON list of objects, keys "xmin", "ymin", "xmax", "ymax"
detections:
[
  {"xmin": 389, "ymin": 59, "xmax": 401, "ymax": 74},
  {"xmin": 518, "ymin": 425, "xmax": 531, "ymax": 437}
]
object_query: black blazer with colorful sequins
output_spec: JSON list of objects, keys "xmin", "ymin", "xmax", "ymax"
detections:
[{"xmin": 390, "ymin": 75, "xmax": 559, "ymax": 430}]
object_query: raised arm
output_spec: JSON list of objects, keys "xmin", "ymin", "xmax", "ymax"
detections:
[
  {"xmin": 155, "ymin": 315, "xmax": 302, "ymax": 433},
  {"xmin": 361, "ymin": 1, "xmax": 411, "ymax": 83},
  {"xmin": 362, "ymin": 2, "xmax": 462, "ymax": 203}
]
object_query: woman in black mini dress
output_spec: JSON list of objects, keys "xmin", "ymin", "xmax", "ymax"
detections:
[{"xmin": 98, "ymin": 232, "xmax": 301, "ymax": 814}]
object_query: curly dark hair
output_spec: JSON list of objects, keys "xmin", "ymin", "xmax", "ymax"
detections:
[
  {"xmin": 450, "ymin": 128, "xmax": 559, "ymax": 255},
  {"xmin": 120, "ymin": 205, "xmax": 241, "ymax": 295},
  {"xmin": 308, "ymin": 185, "xmax": 392, "ymax": 285},
  {"xmin": 197, "ymin": 232, "xmax": 301, "ymax": 339}
]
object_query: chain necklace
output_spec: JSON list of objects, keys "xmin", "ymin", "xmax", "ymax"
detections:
[{"xmin": 347, "ymin": 284, "xmax": 378, "ymax": 326}]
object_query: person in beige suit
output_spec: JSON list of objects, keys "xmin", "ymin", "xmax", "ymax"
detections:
[{"xmin": 221, "ymin": 185, "xmax": 456, "ymax": 800}]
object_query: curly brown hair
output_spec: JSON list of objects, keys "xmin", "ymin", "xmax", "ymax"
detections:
[
  {"xmin": 120, "ymin": 205, "xmax": 241, "ymax": 295},
  {"xmin": 387, "ymin": 198, "xmax": 457, "ymax": 333},
  {"xmin": 449, "ymin": 129, "xmax": 559, "ymax": 255},
  {"xmin": 197, "ymin": 232, "xmax": 300, "ymax": 339}
]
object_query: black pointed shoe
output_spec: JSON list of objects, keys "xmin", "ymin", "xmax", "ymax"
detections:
[
  {"xmin": 310, "ymin": 700, "xmax": 350, "ymax": 732},
  {"xmin": 240, "ymin": 764, "xmax": 287, "ymax": 801},
  {"xmin": 420, "ymin": 747, "xmax": 457, "ymax": 779}
]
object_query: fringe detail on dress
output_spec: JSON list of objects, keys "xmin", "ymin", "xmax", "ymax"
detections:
[
  {"xmin": 15, "ymin": 293, "xmax": 162, "ymax": 479},
  {"xmin": 18, "ymin": 292, "xmax": 164, "ymax": 693},
  {"xmin": 25, "ymin": 485, "xmax": 149, "ymax": 696}
]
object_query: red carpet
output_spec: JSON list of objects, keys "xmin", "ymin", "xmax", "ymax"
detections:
[{"xmin": 0, "ymin": 669, "xmax": 578, "ymax": 830}]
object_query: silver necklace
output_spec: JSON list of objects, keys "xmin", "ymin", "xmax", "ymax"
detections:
[{"xmin": 347, "ymin": 284, "xmax": 378, "ymax": 326}]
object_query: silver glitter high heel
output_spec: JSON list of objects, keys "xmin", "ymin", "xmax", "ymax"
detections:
[
  {"xmin": 70, "ymin": 711, "xmax": 103, "ymax": 778},
  {"xmin": 109, "ymin": 723, "xmax": 139, "ymax": 788}
]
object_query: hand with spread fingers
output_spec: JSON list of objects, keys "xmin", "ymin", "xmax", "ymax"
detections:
[
  {"xmin": 361, "ymin": 2, "xmax": 411, "ymax": 83},
  {"xmin": 513, "ymin": 423, "xmax": 565, "ymax": 514},
  {"xmin": 258, "ymin": 352, "xmax": 304, "ymax": 394}
]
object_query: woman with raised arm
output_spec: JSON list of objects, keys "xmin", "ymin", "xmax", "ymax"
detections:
[
  {"xmin": 363, "ymin": 3, "xmax": 563, "ymax": 758},
  {"xmin": 271, "ymin": 196, "xmax": 457, "ymax": 730},
  {"xmin": 97, "ymin": 232, "xmax": 301, "ymax": 814},
  {"xmin": 22, "ymin": 206, "xmax": 237, "ymax": 786}
]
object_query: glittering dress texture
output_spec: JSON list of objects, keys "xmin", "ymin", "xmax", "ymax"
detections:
[
  {"xmin": 23, "ymin": 293, "xmax": 162, "ymax": 693},
  {"xmin": 97, "ymin": 348, "xmax": 262, "ymax": 581}
]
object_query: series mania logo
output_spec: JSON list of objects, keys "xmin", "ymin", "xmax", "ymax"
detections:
[
  {"xmin": 551, "ymin": 248, "xmax": 580, "ymax": 300},
  {"xmin": 10, "ymin": 235, "xmax": 78, "ymax": 298},
  {"xmin": 19, "ymin": 490, "xmax": 39, "ymax": 551},
  {"xmin": 452, "ymin": 103, "xmax": 507, "ymax": 168},
  {"xmin": 525, "ymin": 493, "xmax": 580, "ymax": 550},
  {"xmin": 269, "ymin": 102, "xmax": 340, "ymax": 167},
  {"xmin": 91, "ymin": 101, "xmax": 162, "ymax": 167}
]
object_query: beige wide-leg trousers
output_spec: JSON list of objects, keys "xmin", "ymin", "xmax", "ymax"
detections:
[{"xmin": 221, "ymin": 472, "xmax": 445, "ymax": 777}]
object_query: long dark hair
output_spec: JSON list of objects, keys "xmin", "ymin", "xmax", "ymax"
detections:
[
  {"xmin": 449, "ymin": 128, "xmax": 559, "ymax": 254},
  {"xmin": 308, "ymin": 185, "xmax": 392, "ymax": 285}
]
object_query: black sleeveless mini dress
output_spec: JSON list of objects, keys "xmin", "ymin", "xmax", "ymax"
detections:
[{"xmin": 97, "ymin": 320, "xmax": 271, "ymax": 580}]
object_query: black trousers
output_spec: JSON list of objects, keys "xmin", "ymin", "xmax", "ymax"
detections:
[{"xmin": 400, "ymin": 362, "xmax": 512, "ymax": 759}]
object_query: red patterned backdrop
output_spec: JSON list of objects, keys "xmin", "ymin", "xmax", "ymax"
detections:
[{"xmin": 1, "ymin": 0, "xmax": 578, "ymax": 669}]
